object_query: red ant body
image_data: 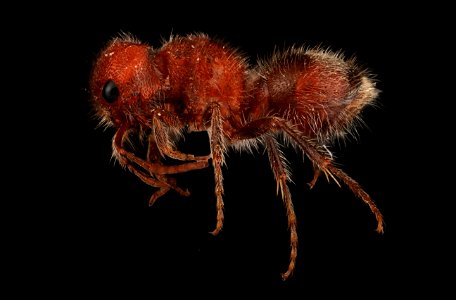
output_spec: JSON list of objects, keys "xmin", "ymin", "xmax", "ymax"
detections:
[{"xmin": 90, "ymin": 33, "xmax": 383, "ymax": 280}]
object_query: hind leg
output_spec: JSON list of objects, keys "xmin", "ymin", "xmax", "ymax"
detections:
[{"xmin": 233, "ymin": 116, "xmax": 384, "ymax": 233}]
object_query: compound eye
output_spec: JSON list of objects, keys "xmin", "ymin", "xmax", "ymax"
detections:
[{"xmin": 102, "ymin": 80, "xmax": 120, "ymax": 103}]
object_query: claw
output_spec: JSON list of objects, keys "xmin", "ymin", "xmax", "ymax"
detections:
[
  {"xmin": 308, "ymin": 169, "xmax": 321, "ymax": 189},
  {"xmin": 148, "ymin": 187, "xmax": 171, "ymax": 206}
]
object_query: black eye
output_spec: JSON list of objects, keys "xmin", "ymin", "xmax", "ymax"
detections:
[{"xmin": 102, "ymin": 80, "xmax": 120, "ymax": 103}]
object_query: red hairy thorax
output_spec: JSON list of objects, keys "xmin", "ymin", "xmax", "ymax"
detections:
[
  {"xmin": 90, "ymin": 34, "xmax": 249, "ymax": 134},
  {"xmin": 153, "ymin": 34, "xmax": 248, "ymax": 133}
]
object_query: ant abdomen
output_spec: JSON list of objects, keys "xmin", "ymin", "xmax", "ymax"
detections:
[{"xmin": 252, "ymin": 47, "xmax": 379, "ymax": 140}]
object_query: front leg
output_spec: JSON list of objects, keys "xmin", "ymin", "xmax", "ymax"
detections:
[
  {"xmin": 153, "ymin": 110, "xmax": 211, "ymax": 162},
  {"xmin": 146, "ymin": 134, "xmax": 191, "ymax": 206},
  {"xmin": 137, "ymin": 109, "xmax": 210, "ymax": 162},
  {"xmin": 112, "ymin": 125, "xmax": 210, "ymax": 204},
  {"xmin": 113, "ymin": 124, "xmax": 209, "ymax": 175}
]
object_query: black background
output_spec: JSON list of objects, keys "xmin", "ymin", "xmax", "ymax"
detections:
[{"xmin": 10, "ymin": 3, "xmax": 451, "ymax": 298}]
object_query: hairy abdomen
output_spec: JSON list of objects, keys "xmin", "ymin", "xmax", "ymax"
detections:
[{"xmin": 250, "ymin": 47, "xmax": 379, "ymax": 141}]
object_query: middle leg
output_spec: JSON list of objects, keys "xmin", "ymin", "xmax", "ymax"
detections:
[
  {"xmin": 264, "ymin": 135, "xmax": 299, "ymax": 281},
  {"xmin": 208, "ymin": 105, "xmax": 226, "ymax": 236}
]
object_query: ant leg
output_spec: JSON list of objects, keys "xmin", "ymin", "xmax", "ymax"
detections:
[
  {"xmin": 113, "ymin": 125, "xmax": 209, "ymax": 175},
  {"xmin": 124, "ymin": 162, "xmax": 171, "ymax": 202},
  {"xmin": 127, "ymin": 162, "xmax": 190, "ymax": 206},
  {"xmin": 111, "ymin": 125, "xmax": 209, "ymax": 204},
  {"xmin": 308, "ymin": 145, "xmax": 335, "ymax": 189},
  {"xmin": 152, "ymin": 116, "xmax": 210, "ymax": 162},
  {"xmin": 233, "ymin": 117, "xmax": 384, "ymax": 234},
  {"xmin": 208, "ymin": 105, "xmax": 226, "ymax": 236},
  {"xmin": 278, "ymin": 123, "xmax": 384, "ymax": 234},
  {"xmin": 137, "ymin": 110, "xmax": 210, "ymax": 162},
  {"xmin": 122, "ymin": 139, "xmax": 189, "ymax": 204},
  {"xmin": 145, "ymin": 134, "xmax": 191, "ymax": 206},
  {"xmin": 307, "ymin": 167, "xmax": 321, "ymax": 189},
  {"xmin": 264, "ymin": 136, "xmax": 298, "ymax": 281}
]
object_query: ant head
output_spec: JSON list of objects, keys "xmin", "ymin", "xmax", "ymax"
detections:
[{"xmin": 90, "ymin": 35, "xmax": 161, "ymax": 128}]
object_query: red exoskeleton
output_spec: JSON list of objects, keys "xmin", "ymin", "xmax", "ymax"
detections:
[{"xmin": 89, "ymin": 33, "xmax": 384, "ymax": 280}]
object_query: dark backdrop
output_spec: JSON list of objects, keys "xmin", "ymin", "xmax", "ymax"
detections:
[{"xmin": 10, "ymin": 2, "xmax": 450, "ymax": 298}]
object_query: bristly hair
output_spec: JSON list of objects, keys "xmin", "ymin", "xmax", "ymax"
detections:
[{"xmin": 114, "ymin": 31, "xmax": 142, "ymax": 44}]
